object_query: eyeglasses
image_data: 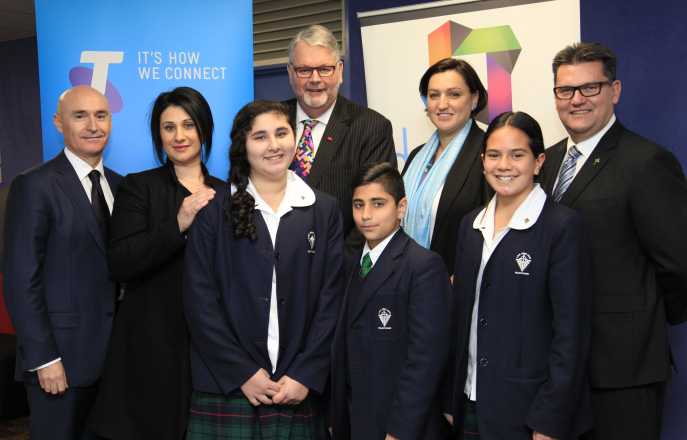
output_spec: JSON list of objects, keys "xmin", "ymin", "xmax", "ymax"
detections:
[
  {"xmin": 291, "ymin": 65, "xmax": 337, "ymax": 78},
  {"xmin": 553, "ymin": 81, "xmax": 613, "ymax": 99}
]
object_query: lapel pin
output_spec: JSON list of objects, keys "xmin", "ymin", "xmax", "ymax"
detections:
[
  {"xmin": 327, "ymin": 137, "xmax": 332, "ymax": 141},
  {"xmin": 593, "ymin": 158, "xmax": 600, "ymax": 165}
]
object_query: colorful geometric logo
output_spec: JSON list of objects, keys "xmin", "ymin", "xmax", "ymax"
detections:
[
  {"xmin": 69, "ymin": 51, "xmax": 124, "ymax": 113},
  {"xmin": 428, "ymin": 21, "xmax": 521, "ymax": 124}
]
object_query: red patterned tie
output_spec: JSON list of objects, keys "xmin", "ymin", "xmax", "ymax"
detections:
[{"xmin": 294, "ymin": 119, "xmax": 318, "ymax": 181}]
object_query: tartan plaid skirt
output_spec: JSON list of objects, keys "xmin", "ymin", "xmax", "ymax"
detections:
[
  {"xmin": 187, "ymin": 390, "xmax": 327, "ymax": 440},
  {"xmin": 460, "ymin": 398, "xmax": 481, "ymax": 440}
]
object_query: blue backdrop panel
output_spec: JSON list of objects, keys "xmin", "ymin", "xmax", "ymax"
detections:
[{"xmin": 34, "ymin": 0, "xmax": 253, "ymax": 179}]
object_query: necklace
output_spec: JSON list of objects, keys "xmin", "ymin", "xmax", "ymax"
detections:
[{"xmin": 178, "ymin": 177, "xmax": 204, "ymax": 190}]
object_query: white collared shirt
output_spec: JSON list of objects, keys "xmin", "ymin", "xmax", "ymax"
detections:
[
  {"xmin": 232, "ymin": 170, "xmax": 316, "ymax": 372},
  {"xmin": 464, "ymin": 184, "xmax": 547, "ymax": 400},
  {"xmin": 31, "ymin": 148, "xmax": 115, "ymax": 372},
  {"xmin": 552, "ymin": 114, "xmax": 616, "ymax": 190},
  {"xmin": 63, "ymin": 147, "xmax": 114, "ymax": 213},
  {"xmin": 295, "ymin": 100, "xmax": 336, "ymax": 157},
  {"xmin": 359, "ymin": 227, "xmax": 400, "ymax": 268}
]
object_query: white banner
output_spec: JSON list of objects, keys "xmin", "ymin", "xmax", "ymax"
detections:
[{"xmin": 361, "ymin": 0, "xmax": 580, "ymax": 169}]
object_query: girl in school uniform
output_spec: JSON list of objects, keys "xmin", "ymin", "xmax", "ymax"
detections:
[
  {"xmin": 445, "ymin": 111, "xmax": 595, "ymax": 440},
  {"xmin": 182, "ymin": 100, "xmax": 344, "ymax": 440}
]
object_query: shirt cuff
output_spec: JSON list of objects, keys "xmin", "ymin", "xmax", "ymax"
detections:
[{"xmin": 29, "ymin": 358, "xmax": 62, "ymax": 372}]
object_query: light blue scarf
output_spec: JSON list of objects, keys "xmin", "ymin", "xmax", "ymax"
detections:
[{"xmin": 402, "ymin": 119, "xmax": 473, "ymax": 248}]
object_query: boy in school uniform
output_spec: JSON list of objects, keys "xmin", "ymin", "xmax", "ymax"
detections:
[{"xmin": 328, "ymin": 162, "xmax": 453, "ymax": 440}]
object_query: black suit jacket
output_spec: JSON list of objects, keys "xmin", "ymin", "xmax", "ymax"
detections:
[
  {"xmin": 90, "ymin": 162, "xmax": 224, "ymax": 440},
  {"xmin": 401, "ymin": 120, "xmax": 491, "ymax": 273},
  {"xmin": 542, "ymin": 119, "xmax": 687, "ymax": 388},
  {"xmin": 2, "ymin": 150, "xmax": 122, "ymax": 387},
  {"xmin": 284, "ymin": 95, "xmax": 397, "ymax": 258}
]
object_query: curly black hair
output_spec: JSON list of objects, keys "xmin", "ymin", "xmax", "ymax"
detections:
[{"xmin": 224, "ymin": 100, "xmax": 296, "ymax": 241}]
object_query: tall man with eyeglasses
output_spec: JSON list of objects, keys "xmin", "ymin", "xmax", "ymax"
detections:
[
  {"xmin": 283, "ymin": 25, "xmax": 396, "ymax": 258},
  {"xmin": 541, "ymin": 42, "xmax": 687, "ymax": 440}
]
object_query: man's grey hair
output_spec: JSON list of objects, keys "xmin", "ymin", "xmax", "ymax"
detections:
[{"xmin": 288, "ymin": 25, "xmax": 340, "ymax": 65}]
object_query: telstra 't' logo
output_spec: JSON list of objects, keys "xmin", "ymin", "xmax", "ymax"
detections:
[{"xmin": 69, "ymin": 51, "xmax": 124, "ymax": 113}]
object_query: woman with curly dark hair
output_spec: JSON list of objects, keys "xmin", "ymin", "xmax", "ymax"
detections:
[{"xmin": 182, "ymin": 100, "xmax": 345, "ymax": 439}]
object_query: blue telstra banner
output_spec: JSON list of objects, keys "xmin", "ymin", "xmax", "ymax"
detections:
[{"xmin": 34, "ymin": 0, "xmax": 253, "ymax": 179}]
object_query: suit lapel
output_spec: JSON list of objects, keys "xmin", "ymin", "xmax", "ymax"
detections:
[
  {"xmin": 104, "ymin": 166, "xmax": 121, "ymax": 195},
  {"xmin": 558, "ymin": 120, "xmax": 624, "ymax": 206},
  {"xmin": 307, "ymin": 96, "xmax": 350, "ymax": 188},
  {"xmin": 53, "ymin": 151, "xmax": 108, "ymax": 256},
  {"xmin": 348, "ymin": 231, "xmax": 408, "ymax": 326},
  {"xmin": 432, "ymin": 122, "xmax": 483, "ymax": 242}
]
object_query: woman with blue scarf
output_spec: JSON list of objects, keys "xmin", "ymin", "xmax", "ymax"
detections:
[{"xmin": 401, "ymin": 58, "xmax": 490, "ymax": 273}]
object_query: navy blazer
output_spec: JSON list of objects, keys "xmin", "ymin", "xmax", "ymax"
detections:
[
  {"xmin": 182, "ymin": 184, "xmax": 344, "ymax": 396},
  {"xmin": 330, "ymin": 228, "xmax": 452, "ymax": 440},
  {"xmin": 2, "ymin": 150, "xmax": 122, "ymax": 387},
  {"xmin": 447, "ymin": 199, "xmax": 595, "ymax": 440}
]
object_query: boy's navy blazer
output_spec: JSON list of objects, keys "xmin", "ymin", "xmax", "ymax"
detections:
[
  {"xmin": 182, "ymin": 184, "xmax": 344, "ymax": 396},
  {"xmin": 329, "ymin": 228, "xmax": 452, "ymax": 440},
  {"xmin": 3, "ymin": 150, "xmax": 122, "ymax": 386},
  {"xmin": 446, "ymin": 199, "xmax": 595, "ymax": 440}
]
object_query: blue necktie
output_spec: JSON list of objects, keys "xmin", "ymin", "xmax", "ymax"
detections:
[{"xmin": 552, "ymin": 145, "xmax": 582, "ymax": 202}]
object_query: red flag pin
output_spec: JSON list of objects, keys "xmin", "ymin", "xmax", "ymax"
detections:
[{"xmin": 328, "ymin": 137, "xmax": 332, "ymax": 141}]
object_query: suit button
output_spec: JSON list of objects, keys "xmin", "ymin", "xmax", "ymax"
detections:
[
  {"xmin": 275, "ymin": 253, "xmax": 281, "ymax": 260},
  {"xmin": 479, "ymin": 358, "xmax": 488, "ymax": 366},
  {"xmin": 482, "ymin": 282, "xmax": 491, "ymax": 289},
  {"xmin": 279, "ymin": 298, "xmax": 285, "ymax": 305},
  {"xmin": 280, "ymin": 343, "xmax": 285, "ymax": 348},
  {"xmin": 107, "ymin": 312, "xmax": 113, "ymax": 317},
  {"xmin": 479, "ymin": 318, "xmax": 487, "ymax": 326}
]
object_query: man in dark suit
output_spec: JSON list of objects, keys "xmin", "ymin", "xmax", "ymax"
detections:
[
  {"xmin": 542, "ymin": 42, "xmax": 687, "ymax": 440},
  {"xmin": 283, "ymin": 25, "xmax": 397, "ymax": 257},
  {"xmin": 3, "ymin": 85, "xmax": 122, "ymax": 439}
]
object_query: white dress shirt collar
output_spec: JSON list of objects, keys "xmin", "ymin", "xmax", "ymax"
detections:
[
  {"xmin": 296, "ymin": 99, "xmax": 336, "ymax": 126},
  {"xmin": 566, "ymin": 113, "xmax": 616, "ymax": 157},
  {"xmin": 64, "ymin": 147, "xmax": 106, "ymax": 180},
  {"xmin": 63, "ymin": 147, "xmax": 114, "ymax": 212},
  {"xmin": 474, "ymin": 184, "xmax": 547, "ymax": 234},
  {"xmin": 360, "ymin": 227, "xmax": 400, "ymax": 267},
  {"xmin": 230, "ymin": 170, "xmax": 316, "ymax": 216}
]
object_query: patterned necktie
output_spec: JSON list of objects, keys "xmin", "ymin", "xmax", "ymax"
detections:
[
  {"xmin": 88, "ymin": 170, "xmax": 110, "ymax": 241},
  {"xmin": 294, "ymin": 119, "xmax": 318, "ymax": 181},
  {"xmin": 359, "ymin": 252, "xmax": 372, "ymax": 281},
  {"xmin": 552, "ymin": 145, "xmax": 582, "ymax": 202}
]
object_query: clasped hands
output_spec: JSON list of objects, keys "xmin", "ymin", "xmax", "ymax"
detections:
[{"xmin": 240, "ymin": 368, "xmax": 309, "ymax": 406}]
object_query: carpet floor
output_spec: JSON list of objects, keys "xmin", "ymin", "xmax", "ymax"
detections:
[{"xmin": 0, "ymin": 417, "xmax": 28, "ymax": 439}]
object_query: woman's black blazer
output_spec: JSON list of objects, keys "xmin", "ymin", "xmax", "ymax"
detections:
[
  {"xmin": 90, "ymin": 161, "xmax": 224, "ymax": 440},
  {"xmin": 401, "ymin": 120, "xmax": 490, "ymax": 274}
]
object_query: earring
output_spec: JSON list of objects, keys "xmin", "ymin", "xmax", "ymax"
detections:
[
  {"xmin": 472, "ymin": 105, "xmax": 476, "ymax": 111},
  {"xmin": 482, "ymin": 171, "xmax": 485, "ymax": 174}
]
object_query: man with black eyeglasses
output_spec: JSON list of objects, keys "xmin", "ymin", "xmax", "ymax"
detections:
[
  {"xmin": 541, "ymin": 42, "xmax": 687, "ymax": 440},
  {"xmin": 283, "ymin": 25, "xmax": 397, "ymax": 258}
]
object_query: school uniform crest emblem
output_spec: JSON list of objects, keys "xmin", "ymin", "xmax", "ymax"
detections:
[
  {"xmin": 515, "ymin": 253, "xmax": 531, "ymax": 275},
  {"xmin": 378, "ymin": 308, "xmax": 392, "ymax": 328},
  {"xmin": 308, "ymin": 232, "xmax": 315, "ymax": 253}
]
